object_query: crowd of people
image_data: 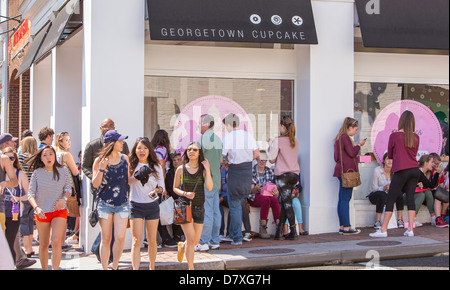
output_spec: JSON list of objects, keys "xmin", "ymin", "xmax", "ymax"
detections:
[{"xmin": 0, "ymin": 110, "xmax": 448, "ymax": 270}]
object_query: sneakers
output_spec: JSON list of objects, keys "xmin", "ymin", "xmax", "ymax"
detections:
[
  {"xmin": 243, "ymin": 232, "xmax": 252, "ymax": 242},
  {"xmin": 340, "ymin": 228, "xmax": 361, "ymax": 235},
  {"xmin": 436, "ymin": 216, "xmax": 449, "ymax": 228},
  {"xmin": 220, "ymin": 235, "xmax": 233, "ymax": 242},
  {"xmin": 404, "ymin": 230, "xmax": 414, "ymax": 237},
  {"xmin": 370, "ymin": 230, "xmax": 387, "ymax": 238},
  {"xmin": 374, "ymin": 221, "xmax": 382, "ymax": 229},
  {"xmin": 397, "ymin": 219, "xmax": 405, "ymax": 228},
  {"xmin": 194, "ymin": 243, "xmax": 210, "ymax": 252}
]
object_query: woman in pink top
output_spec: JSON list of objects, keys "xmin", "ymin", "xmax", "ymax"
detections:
[
  {"xmin": 268, "ymin": 116, "xmax": 300, "ymax": 240},
  {"xmin": 371, "ymin": 111, "xmax": 420, "ymax": 238}
]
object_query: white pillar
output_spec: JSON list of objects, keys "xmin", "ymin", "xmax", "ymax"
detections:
[
  {"xmin": 81, "ymin": 0, "xmax": 145, "ymax": 253},
  {"xmin": 50, "ymin": 33, "xmax": 83, "ymax": 155},
  {"xmin": 30, "ymin": 57, "xmax": 52, "ymax": 135},
  {"xmin": 296, "ymin": 0, "xmax": 355, "ymax": 234}
]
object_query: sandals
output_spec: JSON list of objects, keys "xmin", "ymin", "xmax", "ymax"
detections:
[{"xmin": 177, "ymin": 242, "xmax": 185, "ymax": 263}]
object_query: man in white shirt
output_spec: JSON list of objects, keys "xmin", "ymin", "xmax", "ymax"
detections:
[{"xmin": 221, "ymin": 114, "xmax": 259, "ymax": 245}]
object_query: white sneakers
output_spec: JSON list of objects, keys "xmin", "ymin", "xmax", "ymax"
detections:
[
  {"xmin": 369, "ymin": 230, "xmax": 388, "ymax": 238},
  {"xmin": 370, "ymin": 229, "xmax": 415, "ymax": 238}
]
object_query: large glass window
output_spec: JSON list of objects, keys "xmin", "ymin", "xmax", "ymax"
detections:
[
  {"xmin": 144, "ymin": 76, "xmax": 294, "ymax": 153},
  {"xmin": 354, "ymin": 82, "xmax": 449, "ymax": 157}
]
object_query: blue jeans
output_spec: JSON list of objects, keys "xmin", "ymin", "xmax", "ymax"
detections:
[
  {"xmin": 228, "ymin": 196, "xmax": 243, "ymax": 243},
  {"xmin": 337, "ymin": 177, "xmax": 353, "ymax": 228},
  {"xmin": 200, "ymin": 187, "xmax": 221, "ymax": 245},
  {"xmin": 285, "ymin": 197, "xmax": 303, "ymax": 225}
]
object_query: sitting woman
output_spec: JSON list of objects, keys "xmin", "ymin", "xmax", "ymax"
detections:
[
  {"xmin": 250, "ymin": 151, "xmax": 281, "ymax": 239},
  {"xmin": 413, "ymin": 154, "xmax": 442, "ymax": 227},
  {"xmin": 367, "ymin": 153, "xmax": 404, "ymax": 229}
]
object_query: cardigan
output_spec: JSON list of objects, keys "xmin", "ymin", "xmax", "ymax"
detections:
[{"xmin": 333, "ymin": 134, "xmax": 361, "ymax": 178}]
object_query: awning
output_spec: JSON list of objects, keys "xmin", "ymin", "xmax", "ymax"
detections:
[
  {"xmin": 15, "ymin": 23, "xmax": 51, "ymax": 80},
  {"xmin": 147, "ymin": 0, "xmax": 318, "ymax": 44},
  {"xmin": 33, "ymin": 0, "xmax": 80, "ymax": 62},
  {"xmin": 355, "ymin": 0, "xmax": 449, "ymax": 50}
]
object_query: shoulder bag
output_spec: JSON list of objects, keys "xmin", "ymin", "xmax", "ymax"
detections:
[
  {"xmin": 173, "ymin": 166, "xmax": 201, "ymax": 225},
  {"xmin": 434, "ymin": 186, "xmax": 449, "ymax": 203},
  {"xmin": 339, "ymin": 136, "xmax": 362, "ymax": 188}
]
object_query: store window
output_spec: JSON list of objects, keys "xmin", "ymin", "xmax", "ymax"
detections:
[
  {"xmin": 144, "ymin": 76, "xmax": 294, "ymax": 153},
  {"xmin": 354, "ymin": 82, "xmax": 449, "ymax": 157}
]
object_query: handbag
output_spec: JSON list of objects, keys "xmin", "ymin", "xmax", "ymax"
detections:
[
  {"xmin": 159, "ymin": 196, "xmax": 174, "ymax": 226},
  {"xmin": 261, "ymin": 183, "xmax": 278, "ymax": 197},
  {"xmin": 173, "ymin": 166, "xmax": 201, "ymax": 225},
  {"xmin": 88, "ymin": 192, "xmax": 99, "ymax": 228},
  {"xmin": 434, "ymin": 187, "xmax": 449, "ymax": 203},
  {"xmin": 339, "ymin": 136, "xmax": 362, "ymax": 188}
]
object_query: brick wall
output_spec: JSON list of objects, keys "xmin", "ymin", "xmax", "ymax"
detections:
[{"xmin": 6, "ymin": 0, "xmax": 30, "ymax": 139}]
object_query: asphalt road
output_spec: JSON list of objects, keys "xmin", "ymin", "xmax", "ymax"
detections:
[{"xmin": 284, "ymin": 252, "xmax": 449, "ymax": 270}]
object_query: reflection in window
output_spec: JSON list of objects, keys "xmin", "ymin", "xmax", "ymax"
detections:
[
  {"xmin": 354, "ymin": 83, "xmax": 449, "ymax": 156},
  {"xmin": 144, "ymin": 76, "xmax": 294, "ymax": 152}
]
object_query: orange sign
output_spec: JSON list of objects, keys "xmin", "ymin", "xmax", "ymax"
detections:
[{"xmin": 9, "ymin": 19, "xmax": 31, "ymax": 55}]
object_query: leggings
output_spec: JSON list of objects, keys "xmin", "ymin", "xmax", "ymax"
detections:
[
  {"xmin": 369, "ymin": 191, "xmax": 404, "ymax": 214},
  {"xmin": 275, "ymin": 172, "xmax": 299, "ymax": 227},
  {"xmin": 385, "ymin": 168, "xmax": 420, "ymax": 212}
]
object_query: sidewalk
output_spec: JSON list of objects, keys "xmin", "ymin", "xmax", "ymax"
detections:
[{"xmin": 25, "ymin": 224, "xmax": 449, "ymax": 270}]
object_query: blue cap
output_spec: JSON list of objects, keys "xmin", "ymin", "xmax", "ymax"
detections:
[{"xmin": 103, "ymin": 130, "xmax": 128, "ymax": 143}]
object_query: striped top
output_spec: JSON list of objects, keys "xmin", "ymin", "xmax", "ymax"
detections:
[
  {"xmin": 28, "ymin": 167, "xmax": 73, "ymax": 213},
  {"xmin": 180, "ymin": 165, "xmax": 205, "ymax": 207},
  {"xmin": 18, "ymin": 153, "xmax": 33, "ymax": 182}
]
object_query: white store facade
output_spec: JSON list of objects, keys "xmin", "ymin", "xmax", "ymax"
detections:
[{"xmin": 8, "ymin": 0, "xmax": 449, "ymax": 252}]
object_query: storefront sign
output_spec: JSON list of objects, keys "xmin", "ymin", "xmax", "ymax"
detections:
[
  {"xmin": 371, "ymin": 100, "xmax": 443, "ymax": 165},
  {"xmin": 355, "ymin": 0, "xmax": 449, "ymax": 50},
  {"xmin": 147, "ymin": 0, "xmax": 318, "ymax": 44},
  {"xmin": 9, "ymin": 19, "xmax": 31, "ymax": 57}
]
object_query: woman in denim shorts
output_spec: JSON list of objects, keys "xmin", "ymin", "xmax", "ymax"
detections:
[
  {"xmin": 128, "ymin": 137, "xmax": 166, "ymax": 270},
  {"xmin": 173, "ymin": 142, "xmax": 214, "ymax": 270},
  {"xmin": 92, "ymin": 130, "xmax": 130, "ymax": 270}
]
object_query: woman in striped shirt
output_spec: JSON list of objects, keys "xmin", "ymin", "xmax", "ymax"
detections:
[{"xmin": 27, "ymin": 146, "xmax": 73, "ymax": 270}]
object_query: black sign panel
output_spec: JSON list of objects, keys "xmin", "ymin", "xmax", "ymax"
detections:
[
  {"xmin": 356, "ymin": 0, "xmax": 449, "ymax": 50},
  {"xmin": 15, "ymin": 23, "xmax": 52, "ymax": 80},
  {"xmin": 147, "ymin": 0, "xmax": 318, "ymax": 44},
  {"xmin": 34, "ymin": 0, "xmax": 80, "ymax": 62}
]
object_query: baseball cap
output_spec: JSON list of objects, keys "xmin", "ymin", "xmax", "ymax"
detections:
[
  {"xmin": 103, "ymin": 130, "xmax": 128, "ymax": 143},
  {"xmin": 0, "ymin": 133, "xmax": 19, "ymax": 146}
]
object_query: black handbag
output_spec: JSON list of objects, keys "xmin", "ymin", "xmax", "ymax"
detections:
[
  {"xmin": 88, "ymin": 193, "xmax": 99, "ymax": 228},
  {"xmin": 434, "ymin": 187, "xmax": 449, "ymax": 203}
]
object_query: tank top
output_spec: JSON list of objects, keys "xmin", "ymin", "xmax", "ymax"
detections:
[
  {"xmin": 0, "ymin": 164, "xmax": 6, "ymax": 214},
  {"xmin": 5, "ymin": 170, "xmax": 21, "ymax": 218},
  {"xmin": 98, "ymin": 155, "xmax": 129, "ymax": 206},
  {"xmin": 180, "ymin": 164, "xmax": 205, "ymax": 207},
  {"xmin": 56, "ymin": 151, "xmax": 74, "ymax": 188}
]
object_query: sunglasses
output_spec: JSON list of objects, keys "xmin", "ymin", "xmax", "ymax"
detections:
[{"xmin": 187, "ymin": 148, "xmax": 199, "ymax": 153}]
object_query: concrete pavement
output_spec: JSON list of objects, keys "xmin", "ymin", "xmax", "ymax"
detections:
[{"xmin": 24, "ymin": 224, "xmax": 448, "ymax": 270}]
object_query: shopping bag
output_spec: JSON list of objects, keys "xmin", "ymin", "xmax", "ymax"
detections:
[{"xmin": 159, "ymin": 196, "xmax": 174, "ymax": 226}]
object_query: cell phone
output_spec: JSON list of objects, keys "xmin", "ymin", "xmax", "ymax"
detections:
[
  {"xmin": 364, "ymin": 138, "xmax": 368, "ymax": 141},
  {"xmin": 149, "ymin": 192, "xmax": 159, "ymax": 201}
]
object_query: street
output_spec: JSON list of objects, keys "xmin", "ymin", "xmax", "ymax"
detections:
[{"xmin": 285, "ymin": 252, "xmax": 449, "ymax": 270}]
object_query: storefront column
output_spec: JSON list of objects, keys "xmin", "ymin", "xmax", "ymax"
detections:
[
  {"xmin": 50, "ymin": 33, "xmax": 83, "ymax": 155},
  {"xmin": 81, "ymin": 0, "xmax": 145, "ymax": 252},
  {"xmin": 296, "ymin": 0, "xmax": 355, "ymax": 235}
]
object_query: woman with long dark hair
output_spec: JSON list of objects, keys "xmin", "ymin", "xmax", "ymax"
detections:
[
  {"xmin": 371, "ymin": 111, "xmax": 420, "ymax": 238},
  {"xmin": 92, "ymin": 130, "xmax": 130, "ymax": 270},
  {"xmin": 151, "ymin": 130, "xmax": 171, "ymax": 177},
  {"xmin": 128, "ymin": 137, "xmax": 165, "ymax": 270},
  {"xmin": 333, "ymin": 117, "xmax": 366, "ymax": 235},
  {"xmin": 173, "ymin": 142, "xmax": 213, "ymax": 270},
  {"xmin": 27, "ymin": 146, "xmax": 72, "ymax": 270}
]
